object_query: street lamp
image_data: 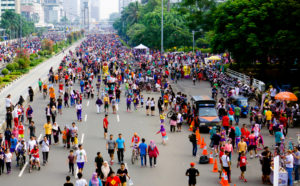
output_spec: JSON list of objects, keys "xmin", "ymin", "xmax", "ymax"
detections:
[
  {"xmin": 161, "ymin": 0, "xmax": 164, "ymax": 54},
  {"xmin": 192, "ymin": 29, "xmax": 203, "ymax": 53}
]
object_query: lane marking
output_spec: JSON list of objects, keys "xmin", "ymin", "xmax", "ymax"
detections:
[
  {"xmin": 81, "ymin": 133, "xmax": 85, "ymax": 144},
  {"xmin": 37, "ymin": 134, "xmax": 42, "ymax": 141},
  {"xmin": 86, "ymin": 101, "xmax": 89, "ymax": 107},
  {"xmin": 84, "ymin": 114, "xmax": 87, "ymax": 122},
  {"xmin": 117, "ymin": 115, "xmax": 120, "ymax": 122},
  {"xmin": 75, "ymin": 167, "xmax": 78, "ymax": 178},
  {"xmin": 116, "ymin": 104, "xmax": 119, "ymax": 111},
  {"xmin": 18, "ymin": 162, "xmax": 28, "ymax": 177}
]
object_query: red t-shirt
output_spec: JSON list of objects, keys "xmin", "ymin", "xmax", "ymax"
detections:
[
  {"xmin": 18, "ymin": 125, "xmax": 24, "ymax": 135},
  {"xmin": 219, "ymin": 151, "xmax": 224, "ymax": 164},
  {"xmin": 103, "ymin": 118, "xmax": 108, "ymax": 128},
  {"xmin": 240, "ymin": 156, "xmax": 247, "ymax": 167},
  {"xmin": 30, "ymin": 149, "xmax": 39, "ymax": 158},
  {"xmin": 222, "ymin": 116, "xmax": 230, "ymax": 127},
  {"xmin": 106, "ymin": 176, "xmax": 121, "ymax": 186}
]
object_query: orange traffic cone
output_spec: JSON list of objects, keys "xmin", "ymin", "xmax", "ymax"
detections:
[
  {"xmin": 212, "ymin": 159, "xmax": 218, "ymax": 173},
  {"xmin": 200, "ymin": 137, "xmax": 205, "ymax": 149},
  {"xmin": 219, "ymin": 170, "xmax": 225, "ymax": 185},
  {"xmin": 189, "ymin": 125, "xmax": 193, "ymax": 131},
  {"xmin": 222, "ymin": 171, "xmax": 230, "ymax": 186},
  {"xmin": 202, "ymin": 145, "xmax": 208, "ymax": 156},
  {"xmin": 209, "ymin": 151, "xmax": 214, "ymax": 164}
]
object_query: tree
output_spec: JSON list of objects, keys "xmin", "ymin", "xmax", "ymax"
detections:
[
  {"xmin": 211, "ymin": 0, "xmax": 300, "ymax": 66},
  {"xmin": 109, "ymin": 12, "xmax": 121, "ymax": 22}
]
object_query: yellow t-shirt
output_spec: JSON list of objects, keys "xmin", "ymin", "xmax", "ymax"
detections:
[
  {"xmin": 238, "ymin": 141, "xmax": 247, "ymax": 153},
  {"xmin": 265, "ymin": 110, "xmax": 272, "ymax": 121},
  {"xmin": 44, "ymin": 123, "xmax": 52, "ymax": 135},
  {"xmin": 103, "ymin": 97, "xmax": 110, "ymax": 104}
]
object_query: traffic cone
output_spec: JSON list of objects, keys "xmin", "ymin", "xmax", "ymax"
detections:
[
  {"xmin": 202, "ymin": 145, "xmax": 208, "ymax": 156},
  {"xmin": 209, "ymin": 151, "xmax": 214, "ymax": 164},
  {"xmin": 189, "ymin": 125, "xmax": 193, "ymax": 131},
  {"xmin": 222, "ymin": 171, "xmax": 230, "ymax": 186},
  {"xmin": 200, "ymin": 137, "xmax": 205, "ymax": 149},
  {"xmin": 212, "ymin": 159, "xmax": 218, "ymax": 173}
]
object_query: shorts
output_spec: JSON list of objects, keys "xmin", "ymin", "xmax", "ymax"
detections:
[
  {"xmin": 104, "ymin": 128, "xmax": 108, "ymax": 133},
  {"xmin": 77, "ymin": 162, "xmax": 84, "ymax": 169},
  {"xmin": 146, "ymin": 106, "xmax": 149, "ymax": 110},
  {"xmin": 19, "ymin": 134, "xmax": 24, "ymax": 139},
  {"xmin": 108, "ymin": 149, "xmax": 115, "ymax": 155},
  {"xmin": 10, "ymin": 148, "xmax": 15, "ymax": 153},
  {"xmin": 160, "ymin": 119, "xmax": 164, "ymax": 123},
  {"xmin": 104, "ymin": 104, "xmax": 109, "ymax": 109},
  {"xmin": 189, "ymin": 179, "xmax": 196, "ymax": 185},
  {"xmin": 58, "ymin": 105, "xmax": 62, "ymax": 109},
  {"xmin": 248, "ymin": 145, "xmax": 256, "ymax": 151},
  {"xmin": 151, "ymin": 107, "xmax": 155, "ymax": 111},
  {"xmin": 71, "ymin": 137, "xmax": 75, "ymax": 142},
  {"xmin": 177, "ymin": 122, "xmax": 182, "ymax": 127},
  {"xmin": 30, "ymin": 157, "xmax": 39, "ymax": 162},
  {"xmin": 240, "ymin": 166, "xmax": 246, "ymax": 172}
]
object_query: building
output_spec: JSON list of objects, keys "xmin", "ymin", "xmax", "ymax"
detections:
[
  {"xmin": 90, "ymin": 0, "xmax": 100, "ymax": 22},
  {"xmin": 119, "ymin": 0, "xmax": 140, "ymax": 13},
  {"xmin": 21, "ymin": 0, "xmax": 45, "ymax": 26},
  {"xmin": 0, "ymin": 0, "xmax": 21, "ymax": 18},
  {"xmin": 43, "ymin": 0, "xmax": 63, "ymax": 23},
  {"xmin": 63, "ymin": 0, "xmax": 80, "ymax": 22}
]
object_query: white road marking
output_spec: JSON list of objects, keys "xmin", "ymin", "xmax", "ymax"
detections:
[
  {"xmin": 18, "ymin": 162, "xmax": 28, "ymax": 177},
  {"xmin": 81, "ymin": 133, "xmax": 85, "ymax": 144},
  {"xmin": 86, "ymin": 101, "xmax": 89, "ymax": 107},
  {"xmin": 75, "ymin": 167, "xmax": 78, "ymax": 178},
  {"xmin": 116, "ymin": 104, "xmax": 119, "ymax": 111},
  {"xmin": 117, "ymin": 115, "xmax": 120, "ymax": 122},
  {"xmin": 37, "ymin": 134, "xmax": 42, "ymax": 141},
  {"xmin": 84, "ymin": 114, "xmax": 87, "ymax": 122}
]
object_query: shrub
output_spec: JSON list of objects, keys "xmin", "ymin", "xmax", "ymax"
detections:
[
  {"xmin": 2, "ymin": 77, "xmax": 11, "ymax": 82},
  {"xmin": 38, "ymin": 51, "xmax": 44, "ymax": 56},
  {"xmin": 0, "ymin": 77, "xmax": 2, "ymax": 83},
  {"xmin": 12, "ymin": 62, "xmax": 19, "ymax": 69},
  {"xmin": 1, "ymin": 68, "xmax": 9, "ymax": 75},
  {"xmin": 6, "ymin": 64, "xmax": 14, "ymax": 71},
  {"xmin": 42, "ymin": 39, "xmax": 54, "ymax": 53},
  {"xmin": 10, "ymin": 71, "xmax": 22, "ymax": 75}
]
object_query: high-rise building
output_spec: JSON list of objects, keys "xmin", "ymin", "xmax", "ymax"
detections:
[
  {"xmin": 0, "ymin": 0, "xmax": 21, "ymax": 18},
  {"xmin": 21, "ymin": 0, "xmax": 45, "ymax": 26},
  {"xmin": 43, "ymin": 0, "xmax": 63, "ymax": 23},
  {"xmin": 90, "ymin": 0, "xmax": 100, "ymax": 22},
  {"xmin": 63, "ymin": 0, "xmax": 80, "ymax": 22}
]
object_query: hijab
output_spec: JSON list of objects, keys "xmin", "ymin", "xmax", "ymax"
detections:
[
  {"xmin": 101, "ymin": 161, "xmax": 110, "ymax": 178},
  {"xmin": 149, "ymin": 140, "xmax": 156, "ymax": 150},
  {"xmin": 90, "ymin": 172, "xmax": 99, "ymax": 185}
]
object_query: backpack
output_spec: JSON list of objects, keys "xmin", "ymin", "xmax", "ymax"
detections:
[{"xmin": 199, "ymin": 155, "xmax": 209, "ymax": 164}]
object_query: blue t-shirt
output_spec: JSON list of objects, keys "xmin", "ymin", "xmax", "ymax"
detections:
[
  {"xmin": 275, "ymin": 131, "xmax": 283, "ymax": 143},
  {"xmin": 116, "ymin": 138, "xmax": 125, "ymax": 149},
  {"xmin": 10, "ymin": 138, "xmax": 18, "ymax": 149},
  {"xmin": 139, "ymin": 143, "xmax": 148, "ymax": 155}
]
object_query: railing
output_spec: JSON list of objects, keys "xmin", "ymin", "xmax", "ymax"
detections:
[{"xmin": 226, "ymin": 68, "xmax": 265, "ymax": 92}]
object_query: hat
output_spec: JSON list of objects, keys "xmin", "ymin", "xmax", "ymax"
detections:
[{"xmin": 190, "ymin": 162, "xmax": 195, "ymax": 166}]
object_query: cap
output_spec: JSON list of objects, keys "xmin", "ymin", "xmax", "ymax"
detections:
[{"xmin": 190, "ymin": 162, "xmax": 195, "ymax": 166}]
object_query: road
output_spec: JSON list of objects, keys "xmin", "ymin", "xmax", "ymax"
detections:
[{"xmin": 0, "ymin": 43, "xmax": 299, "ymax": 186}]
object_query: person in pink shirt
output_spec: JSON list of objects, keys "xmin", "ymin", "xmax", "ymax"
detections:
[{"xmin": 224, "ymin": 139, "xmax": 233, "ymax": 160}]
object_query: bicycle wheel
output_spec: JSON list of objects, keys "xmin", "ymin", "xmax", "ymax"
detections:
[{"xmin": 131, "ymin": 152, "xmax": 135, "ymax": 164}]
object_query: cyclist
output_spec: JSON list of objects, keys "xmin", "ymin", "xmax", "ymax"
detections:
[
  {"xmin": 131, "ymin": 133, "xmax": 140, "ymax": 147},
  {"xmin": 16, "ymin": 139, "xmax": 26, "ymax": 167},
  {"xmin": 29, "ymin": 145, "xmax": 41, "ymax": 171}
]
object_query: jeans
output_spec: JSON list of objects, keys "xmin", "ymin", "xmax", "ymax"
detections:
[
  {"xmin": 192, "ymin": 143, "xmax": 197, "ymax": 156},
  {"xmin": 42, "ymin": 151, "xmax": 49, "ymax": 164},
  {"xmin": 117, "ymin": 148, "xmax": 124, "ymax": 163},
  {"xmin": 140, "ymin": 154, "xmax": 147, "ymax": 166},
  {"xmin": 96, "ymin": 105, "xmax": 101, "ymax": 113},
  {"xmin": 6, "ymin": 162, "xmax": 11, "ymax": 173},
  {"xmin": 46, "ymin": 134, "xmax": 52, "ymax": 145},
  {"xmin": 149, "ymin": 157, "xmax": 157, "ymax": 167},
  {"xmin": 69, "ymin": 162, "xmax": 74, "ymax": 174},
  {"xmin": 295, "ymin": 164, "xmax": 299, "ymax": 181},
  {"xmin": 287, "ymin": 167, "xmax": 293, "ymax": 186},
  {"xmin": 234, "ymin": 115, "xmax": 240, "ymax": 125},
  {"xmin": 77, "ymin": 110, "xmax": 82, "ymax": 121}
]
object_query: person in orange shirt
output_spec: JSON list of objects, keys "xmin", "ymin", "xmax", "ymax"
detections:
[{"xmin": 54, "ymin": 74, "xmax": 59, "ymax": 83}]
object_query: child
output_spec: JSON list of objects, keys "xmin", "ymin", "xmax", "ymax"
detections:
[
  {"xmin": 257, "ymin": 134, "xmax": 264, "ymax": 151},
  {"xmin": 140, "ymin": 95, "xmax": 144, "ymax": 108},
  {"xmin": 62, "ymin": 126, "xmax": 67, "ymax": 148},
  {"xmin": 160, "ymin": 112, "xmax": 166, "ymax": 124},
  {"xmin": 74, "ymin": 133, "xmax": 78, "ymax": 149},
  {"xmin": 67, "ymin": 150, "xmax": 75, "ymax": 175},
  {"xmin": 156, "ymin": 125, "xmax": 168, "ymax": 145},
  {"xmin": 5, "ymin": 149, "xmax": 12, "ymax": 174},
  {"xmin": 238, "ymin": 151, "xmax": 247, "ymax": 182},
  {"xmin": 0, "ymin": 148, "xmax": 5, "ymax": 175}
]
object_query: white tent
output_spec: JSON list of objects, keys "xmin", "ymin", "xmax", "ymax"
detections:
[{"xmin": 134, "ymin": 44, "xmax": 149, "ymax": 51}]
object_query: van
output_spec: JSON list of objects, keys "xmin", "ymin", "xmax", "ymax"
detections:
[{"xmin": 191, "ymin": 95, "xmax": 220, "ymax": 132}]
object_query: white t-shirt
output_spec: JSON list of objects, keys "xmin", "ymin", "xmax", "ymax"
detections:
[
  {"xmin": 5, "ymin": 98, "xmax": 11, "ymax": 107},
  {"xmin": 75, "ymin": 178, "xmax": 87, "ymax": 186},
  {"xmin": 5, "ymin": 153, "xmax": 12, "ymax": 163},
  {"xmin": 221, "ymin": 154, "xmax": 230, "ymax": 167},
  {"xmin": 150, "ymin": 100, "xmax": 155, "ymax": 107},
  {"xmin": 28, "ymin": 140, "xmax": 37, "ymax": 151},
  {"xmin": 270, "ymin": 88, "xmax": 277, "ymax": 97},
  {"xmin": 76, "ymin": 104, "xmax": 82, "ymax": 110},
  {"xmin": 285, "ymin": 154, "xmax": 294, "ymax": 168},
  {"xmin": 75, "ymin": 149, "xmax": 86, "ymax": 163},
  {"xmin": 41, "ymin": 140, "xmax": 50, "ymax": 152}
]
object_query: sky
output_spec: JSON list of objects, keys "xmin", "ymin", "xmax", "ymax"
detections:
[{"xmin": 99, "ymin": 0, "xmax": 119, "ymax": 19}]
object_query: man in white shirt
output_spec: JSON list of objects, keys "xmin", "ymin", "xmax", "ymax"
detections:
[
  {"xmin": 285, "ymin": 150, "xmax": 294, "ymax": 186},
  {"xmin": 75, "ymin": 144, "xmax": 87, "ymax": 173},
  {"xmin": 40, "ymin": 136, "xmax": 50, "ymax": 165},
  {"xmin": 221, "ymin": 151, "xmax": 231, "ymax": 183},
  {"xmin": 270, "ymin": 87, "xmax": 277, "ymax": 100},
  {"xmin": 75, "ymin": 172, "xmax": 87, "ymax": 186}
]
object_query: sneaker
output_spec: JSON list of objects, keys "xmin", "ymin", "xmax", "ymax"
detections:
[
  {"xmin": 244, "ymin": 179, "xmax": 247, "ymax": 182},
  {"xmin": 294, "ymin": 181, "xmax": 299, "ymax": 184},
  {"xmin": 38, "ymin": 167, "xmax": 41, "ymax": 171}
]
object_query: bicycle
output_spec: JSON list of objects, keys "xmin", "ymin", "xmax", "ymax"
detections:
[
  {"xmin": 131, "ymin": 147, "xmax": 139, "ymax": 165},
  {"xmin": 17, "ymin": 153, "xmax": 25, "ymax": 170}
]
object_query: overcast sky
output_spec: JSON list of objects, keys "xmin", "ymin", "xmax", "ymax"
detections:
[{"xmin": 99, "ymin": 0, "xmax": 119, "ymax": 19}]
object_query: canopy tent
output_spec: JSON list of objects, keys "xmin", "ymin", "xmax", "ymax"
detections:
[{"xmin": 134, "ymin": 44, "xmax": 149, "ymax": 51}]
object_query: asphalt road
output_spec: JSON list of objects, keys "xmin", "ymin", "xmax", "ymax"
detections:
[{"xmin": 1, "ymin": 51, "xmax": 300, "ymax": 186}]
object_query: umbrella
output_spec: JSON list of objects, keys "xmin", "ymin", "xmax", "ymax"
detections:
[
  {"xmin": 207, "ymin": 55, "xmax": 221, "ymax": 61},
  {"xmin": 275, "ymin": 92, "xmax": 298, "ymax": 101}
]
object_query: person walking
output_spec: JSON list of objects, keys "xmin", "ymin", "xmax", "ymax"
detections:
[
  {"xmin": 138, "ymin": 138, "xmax": 148, "ymax": 167},
  {"xmin": 40, "ymin": 136, "xmax": 50, "ymax": 165},
  {"xmin": 89, "ymin": 172, "xmax": 102, "ymax": 186},
  {"xmin": 75, "ymin": 172, "xmax": 87, "ymax": 186},
  {"xmin": 106, "ymin": 171, "xmax": 121, "ymax": 186},
  {"xmin": 221, "ymin": 151, "xmax": 231, "ymax": 183},
  {"xmin": 64, "ymin": 176, "xmax": 74, "ymax": 186},
  {"xmin": 148, "ymin": 140, "xmax": 159, "ymax": 167},
  {"xmin": 103, "ymin": 114, "xmax": 109, "ymax": 139},
  {"xmin": 45, "ymin": 104, "xmax": 51, "ymax": 123},
  {"xmin": 189, "ymin": 132, "xmax": 197, "ymax": 157},
  {"xmin": 285, "ymin": 150, "xmax": 294, "ymax": 186},
  {"xmin": 75, "ymin": 144, "xmax": 87, "ymax": 173},
  {"xmin": 234, "ymin": 106, "xmax": 241, "ymax": 125},
  {"xmin": 28, "ymin": 86, "xmax": 34, "ymax": 102},
  {"xmin": 68, "ymin": 150, "xmax": 75, "ymax": 175},
  {"xmin": 96, "ymin": 97, "xmax": 103, "ymax": 114},
  {"xmin": 51, "ymin": 106, "xmax": 57, "ymax": 124},
  {"xmin": 52, "ymin": 122, "xmax": 61, "ymax": 144},
  {"xmin": 101, "ymin": 161, "xmax": 112, "ymax": 185},
  {"xmin": 186, "ymin": 162, "xmax": 199, "ymax": 186},
  {"xmin": 292, "ymin": 146, "xmax": 300, "ymax": 184},
  {"xmin": 0, "ymin": 148, "xmax": 5, "ymax": 175},
  {"xmin": 76, "ymin": 102, "xmax": 82, "ymax": 122},
  {"xmin": 117, "ymin": 163, "xmax": 130, "ymax": 186},
  {"xmin": 106, "ymin": 134, "xmax": 115, "ymax": 165},
  {"xmin": 44, "ymin": 121, "xmax": 52, "ymax": 145},
  {"xmin": 116, "ymin": 134, "xmax": 125, "ymax": 164},
  {"xmin": 4, "ymin": 149, "xmax": 12, "ymax": 174},
  {"xmin": 26, "ymin": 105, "xmax": 33, "ymax": 125},
  {"xmin": 94, "ymin": 152, "xmax": 103, "ymax": 177}
]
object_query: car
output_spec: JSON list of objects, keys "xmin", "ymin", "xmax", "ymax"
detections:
[{"xmin": 227, "ymin": 95, "xmax": 249, "ymax": 117}]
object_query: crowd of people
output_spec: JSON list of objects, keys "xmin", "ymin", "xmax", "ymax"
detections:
[{"xmin": 1, "ymin": 31, "xmax": 300, "ymax": 186}]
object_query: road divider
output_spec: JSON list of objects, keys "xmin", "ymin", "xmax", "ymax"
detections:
[
  {"xmin": 86, "ymin": 101, "xmax": 89, "ymax": 107},
  {"xmin": 81, "ymin": 133, "xmax": 85, "ymax": 144},
  {"xmin": 84, "ymin": 114, "xmax": 87, "ymax": 122},
  {"xmin": 37, "ymin": 134, "xmax": 42, "ymax": 141},
  {"xmin": 116, "ymin": 104, "xmax": 119, "ymax": 111},
  {"xmin": 117, "ymin": 115, "xmax": 120, "ymax": 122}
]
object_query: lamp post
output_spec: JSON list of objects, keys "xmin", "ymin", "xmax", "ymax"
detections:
[
  {"xmin": 161, "ymin": 0, "xmax": 164, "ymax": 54},
  {"xmin": 19, "ymin": 15, "xmax": 22, "ymax": 48},
  {"xmin": 192, "ymin": 29, "xmax": 203, "ymax": 54}
]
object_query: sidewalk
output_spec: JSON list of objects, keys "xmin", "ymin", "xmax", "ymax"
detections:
[{"xmin": 0, "ymin": 39, "xmax": 84, "ymax": 131}]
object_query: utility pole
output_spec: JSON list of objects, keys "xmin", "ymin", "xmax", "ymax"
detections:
[
  {"xmin": 161, "ymin": 0, "xmax": 164, "ymax": 53},
  {"xmin": 192, "ymin": 30, "xmax": 195, "ymax": 53},
  {"xmin": 19, "ymin": 15, "xmax": 22, "ymax": 48}
]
